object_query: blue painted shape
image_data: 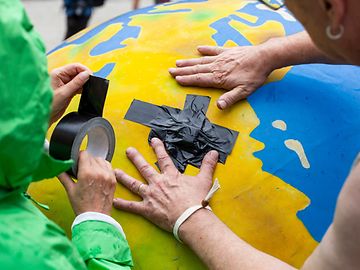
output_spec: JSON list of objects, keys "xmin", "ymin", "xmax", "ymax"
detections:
[
  {"xmin": 248, "ymin": 64, "xmax": 360, "ymax": 241},
  {"xmin": 211, "ymin": 17, "xmax": 251, "ymax": 46},
  {"xmin": 90, "ymin": 26, "xmax": 141, "ymax": 56},
  {"xmin": 89, "ymin": 8, "xmax": 193, "ymax": 56},
  {"xmin": 210, "ymin": 2, "xmax": 302, "ymax": 46},
  {"xmin": 93, "ymin": 63, "xmax": 116, "ymax": 78},
  {"xmin": 234, "ymin": 3, "xmax": 302, "ymax": 36},
  {"xmin": 49, "ymin": 3, "xmax": 194, "ymax": 56}
]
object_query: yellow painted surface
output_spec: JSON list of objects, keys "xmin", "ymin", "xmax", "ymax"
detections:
[{"xmin": 29, "ymin": 1, "xmax": 317, "ymax": 269}]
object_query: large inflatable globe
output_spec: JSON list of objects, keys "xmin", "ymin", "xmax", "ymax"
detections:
[{"xmin": 29, "ymin": 0, "xmax": 360, "ymax": 269}]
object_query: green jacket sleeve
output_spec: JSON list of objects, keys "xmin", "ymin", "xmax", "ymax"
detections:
[
  {"xmin": 72, "ymin": 221, "xmax": 133, "ymax": 269},
  {"xmin": 0, "ymin": 0, "xmax": 72, "ymax": 201}
]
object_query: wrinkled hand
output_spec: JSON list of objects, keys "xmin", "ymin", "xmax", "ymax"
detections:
[
  {"xmin": 50, "ymin": 63, "xmax": 92, "ymax": 125},
  {"xmin": 58, "ymin": 151, "xmax": 116, "ymax": 216},
  {"xmin": 169, "ymin": 45, "xmax": 273, "ymax": 110},
  {"xmin": 113, "ymin": 138, "xmax": 219, "ymax": 232}
]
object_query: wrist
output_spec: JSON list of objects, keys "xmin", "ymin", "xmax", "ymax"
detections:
[
  {"xmin": 258, "ymin": 36, "xmax": 290, "ymax": 72},
  {"xmin": 178, "ymin": 207, "xmax": 214, "ymax": 244},
  {"xmin": 74, "ymin": 207, "xmax": 112, "ymax": 217}
]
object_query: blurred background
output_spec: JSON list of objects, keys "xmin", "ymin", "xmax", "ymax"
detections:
[{"xmin": 22, "ymin": 0, "xmax": 157, "ymax": 51}]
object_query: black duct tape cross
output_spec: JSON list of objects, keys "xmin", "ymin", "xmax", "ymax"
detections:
[
  {"xmin": 125, "ymin": 95, "xmax": 239, "ymax": 173},
  {"xmin": 49, "ymin": 75, "xmax": 116, "ymax": 178}
]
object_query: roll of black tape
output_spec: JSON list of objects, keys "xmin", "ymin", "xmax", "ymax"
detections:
[{"xmin": 49, "ymin": 75, "xmax": 116, "ymax": 177}]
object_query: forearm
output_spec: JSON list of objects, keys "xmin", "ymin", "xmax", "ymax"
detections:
[
  {"xmin": 179, "ymin": 209, "xmax": 296, "ymax": 270},
  {"xmin": 260, "ymin": 31, "xmax": 341, "ymax": 71}
]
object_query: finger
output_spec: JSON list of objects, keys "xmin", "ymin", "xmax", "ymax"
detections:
[
  {"xmin": 61, "ymin": 70, "xmax": 90, "ymax": 98},
  {"xmin": 77, "ymin": 150, "xmax": 93, "ymax": 174},
  {"xmin": 103, "ymin": 159, "xmax": 113, "ymax": 171},
  {"xmin": 198, "ymin": 151, "xmax": 219, "ymax": 179},
  {"xmin": 217, "ymin": 86, "xmax": 251, "ymax": 110},
  {"xmin": 113, "ymin": 198, "xmax": 146, "ymax": 215},
  {"xmin": 197, "ymin": 45, "xmax": 226, "ymax": 56},
  {"xmin": 114, "ymin": 169, "xmax": 148, "ymax": 196},
  {"xmin": 126, "ymin": 147, "xmax": 158, "ymax": 182},
  {"xmin": 57, "ymin": 172, "xmax": 75, "ymax": 193},
  {"xmin": 94, "ymin": 157, "xmax": 110, "ymax": 170},
  {"xmin": 175, "ymin": 73, "xmax": 221, "ymax": 88},
  {"xmin": 94, "ymin": 158, "xmax": 115, "ymax": 181},
  {"xmin": 52, "ymin": 63, "xmax": 92, "ymax": 83},
  {"xmin": 150, "ymin": 138, "xmax": 177, "ymax": 174},
  {"xmin": 175, "ymin": 56, "xmax": 215, "ymax": 67},
  {"xmin": 169, "ymin": 64, "xmax": 213, "ymax": 77}
]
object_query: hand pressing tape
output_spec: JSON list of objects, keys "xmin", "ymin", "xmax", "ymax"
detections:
[{"xmin": 49, "ymin": 75, "xmax": 115, "ymax": 178}]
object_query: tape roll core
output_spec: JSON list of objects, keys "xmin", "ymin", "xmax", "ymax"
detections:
[{"xmin": 70, "ymin": 116, "xmax": 115, "ymax": 176}]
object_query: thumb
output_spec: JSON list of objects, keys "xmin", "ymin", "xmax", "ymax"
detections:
[
  {"xmin": 197, "ymin": 46, "xmax": 225, "ymax": 56},
  {"xmin": 198, "ymin": 151, "xmax": 219, "ymax": 179},
  {"xmin": 62, "ymin": 71, "xmax": 90, "ymax": 98},
  {"xmin": 217, "ymin": 86, "xmax": 252, "ymax": 110}
]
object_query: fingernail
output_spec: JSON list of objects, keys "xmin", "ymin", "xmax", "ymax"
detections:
[
  {"xmin": 176, "ymin": 60, "xmax": 183, "ymax": 66},
  {"xmin": 169, "ymin": 68, "xmax": 176, "ymax": 73},
  {"xmin": 151, "ymin": 137, "xmax": 158, "ymax": 144},
  {"xmin": 126, "ymin": 147, "xmax": 134, "ymax": 155},
  {"xmin": 79, "ymin": 71, "xmax": 89, "ymax": 80},
  {"xmin": 217, "ymin": 99, "xmax": 227, "ymax": 110},
  {"xmin": 210, "ymin": 150, "xmax": 219, "ymax": 158}
]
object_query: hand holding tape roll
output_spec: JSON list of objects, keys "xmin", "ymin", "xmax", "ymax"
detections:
[{"xmin": 49, "ymin": 75, "xmax": 116, "ymax": 178}]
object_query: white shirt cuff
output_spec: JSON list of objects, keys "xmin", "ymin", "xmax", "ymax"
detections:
[{"xmin": 72, "ymin": 212, "xmax": 126, "ymax": 239}]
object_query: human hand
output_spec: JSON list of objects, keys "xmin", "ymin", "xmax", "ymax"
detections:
[
  {"xmin": 50, "ymin": 63, "xmax": 92, "ymax": 125},
  {"xmin": 113, "ymin": 138, "xmax": 219, "ymax": 232},
  {"xmin": 58, "ymin": 151, "xmax": 116, "ymax": 216},
  {"xmin": 169, "ymin": 45, "xmax": 274, "ymax": 110}
]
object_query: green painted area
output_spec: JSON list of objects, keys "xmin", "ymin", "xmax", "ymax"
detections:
[{"xmin": 189, "ymin": 10, "xmax": 216, "ymax": 21}]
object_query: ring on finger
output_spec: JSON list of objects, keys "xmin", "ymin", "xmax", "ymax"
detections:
[{"xmin": 137, "ymin": 183, "xmax": 147, "ymax": 195}]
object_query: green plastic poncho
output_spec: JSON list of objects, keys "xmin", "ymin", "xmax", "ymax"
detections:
[{"xmin": 0, "ymin": 1, "xmax": 133, "ymax": 269}]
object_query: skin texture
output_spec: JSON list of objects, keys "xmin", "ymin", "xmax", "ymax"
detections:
[
  {"xmin": 169, "ymin": 0, "xmax": 360, "ymax": 109},
  {"xmin": 114, "ymin": 0, "xmax": 360, "ymax": 269},
  {"xmin": 58, "ymin": 151, "xmax": 117, "ymax": 216},
  {"xmin": 50, "ymin": 63, "xmax": 92, "ymax": 125},
  {"xmin": 285, "ymin": 0, "xmax": 360, "ymax": 65},
  {"xmin": 113, "ymin": 138, "xmax": 218, "ymax": 231},
  {"xmin": 169, "ymin": 32, "xmax": 334, "ymax": 110}
]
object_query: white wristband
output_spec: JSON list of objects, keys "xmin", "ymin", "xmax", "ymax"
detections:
[
  {"xmin": 172, "ymin": 179, "xmax": 220, "ymax": 243},
  {"xmin": 173, "ymin": 205, "xmax": 212, "ymax": 243}
]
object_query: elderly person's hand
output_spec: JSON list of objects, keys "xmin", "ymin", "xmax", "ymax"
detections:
[
  {"xmin": 113, "ymin": 138, "xmax": 219, "ymax": 231},
  {"xmin": 169, "ymin": 45, "xmax": 273, "ymax": 110},
  {"xmin": 58, "ymin": 151, "xmax": 117, "ymax": 216},
  {"xmin": 50, "ymin": 63, "xmax": 92, "ymax": 125}
]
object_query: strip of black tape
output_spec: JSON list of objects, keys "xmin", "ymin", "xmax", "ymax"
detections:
[
  {"xmin": 78, "ymin": 75, "xmax": 109, "ymax": 117},
  {"xmin": 124, "ymin": 95, "xmax": 238, "ymax": 173}
]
